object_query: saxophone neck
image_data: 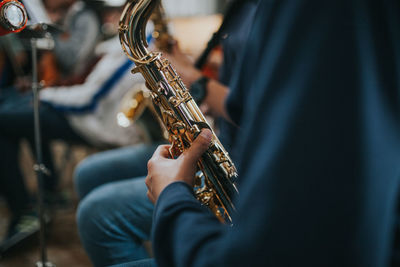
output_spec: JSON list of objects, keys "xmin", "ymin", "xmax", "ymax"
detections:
[
  {"xmin": 119, "ymin": 0, "xmax": 160, "ymax": 63},
  {"xmin": 151, "ymin": 3, "xmax": 174, "ymax": 52}
]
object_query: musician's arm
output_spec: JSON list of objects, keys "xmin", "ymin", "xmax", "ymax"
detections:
[
  {"xmin": 52, "ymin": 9, "xmax": 99, "ymax": 72},
  {"xmin": 162, "ymin": 44, "xmax": 231, "ymax": 121}
]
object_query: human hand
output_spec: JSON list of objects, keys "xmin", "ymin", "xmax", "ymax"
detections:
[{"xmin": 145, "ymin": 129, "xmax": 213, "ymax": 203}]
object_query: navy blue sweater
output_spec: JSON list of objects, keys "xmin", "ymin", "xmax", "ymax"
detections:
[{"xmin": 152, "ymin": 1, "xmax": 400, "ymax": 266}]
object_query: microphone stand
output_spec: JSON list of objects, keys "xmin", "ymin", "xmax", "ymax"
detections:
[
  {"xmin": 31, "ymin": 38, "xmax": 54, "ymax": 267},
  {"xmin": 22, "ymin": 23, "xmax": 56, "ymax": 267}
]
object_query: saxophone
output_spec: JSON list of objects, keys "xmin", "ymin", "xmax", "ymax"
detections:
[
  {"xmin": 119, "ymin": 0, "xmax": 238, "ymax": 224},
  {"xmin": 117, "ymin": 4, "xmax": 170, "ymax": 141}
]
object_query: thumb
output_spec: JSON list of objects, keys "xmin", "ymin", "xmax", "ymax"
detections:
[{"xmin": 182, "ymin": 129, "xmax": 213, "ymax": 165}]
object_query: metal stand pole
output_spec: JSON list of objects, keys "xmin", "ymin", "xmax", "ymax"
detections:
[{"xmin": 31, "ymin": 38, "xmax": 55, "ymax": 267}]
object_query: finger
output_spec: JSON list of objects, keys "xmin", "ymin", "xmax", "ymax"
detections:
[
  {"xmin": 147, "ymin": 190, "xmax": 155, "ymax": 203},
  {"xmin": 182, "ymin": 129, "xmax": 212, "ymax": 165},
  {"xmin": 199, "ymin": 103, "xmax": 210, "ymax": 114},
  {"xmin": 145, "ymin": 175, "xmax": 151, "ymax": 189},
  {"xmin": 152, "ymin": 145, "xmax": 172, "ymax": 159}
]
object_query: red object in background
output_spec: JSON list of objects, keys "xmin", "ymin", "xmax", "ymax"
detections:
[
  {"xmin": 0, "ymin": 0, "xmax": 27, "ymax": 36},
  {"xmin": 201, "ymin": 45, "xmax": 223, "ymax": 80}
]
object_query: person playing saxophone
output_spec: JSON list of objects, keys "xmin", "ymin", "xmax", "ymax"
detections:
[{"xmin": 144, "ymin": 1, "xmax": 400, "ymax": 267}]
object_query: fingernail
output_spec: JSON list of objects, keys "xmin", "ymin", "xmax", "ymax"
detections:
[{"xmin": 200, "ymin": 129, "xmax": 212, "ymax": 141}]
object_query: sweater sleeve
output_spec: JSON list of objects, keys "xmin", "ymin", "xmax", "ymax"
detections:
[{"xmin": 152, "ymin": 182, "xmax": 226, "ymax": 267}]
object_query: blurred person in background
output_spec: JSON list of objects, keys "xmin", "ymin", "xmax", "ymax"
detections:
[
  {"xmin": 40, "ymin": 0, "xmax": 101, "ymax": 86},
  {"xmin": 0, "ymin": 0, "xmax": 107, "ymax": 253}
]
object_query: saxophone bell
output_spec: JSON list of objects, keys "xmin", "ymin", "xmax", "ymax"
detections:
[
  {"xmin": 117, "ymin": 83, "xmax": 167, "ymax": 143},
  {"xmin": 117, "ymin": 84, "xmax": 152, "ymax": 128}
]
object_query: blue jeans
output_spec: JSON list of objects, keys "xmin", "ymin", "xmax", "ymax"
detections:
[
  {"xmin": 75, "ymin": 144, "xmax": 160, "ymax": 267},
  {"xmin": 108, "ymin": 258, "xmax": 157, "ymax": 267}
]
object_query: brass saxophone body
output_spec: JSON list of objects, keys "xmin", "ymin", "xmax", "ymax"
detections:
[{"xmin": 119, "ymin": 0, "xmax": 238, "ymax": 223}]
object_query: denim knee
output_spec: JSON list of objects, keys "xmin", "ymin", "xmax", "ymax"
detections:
[
  {"xmin": 76, "ymin": 191, "xmax": 102, "ymax": 240},
  {"xmin": 74, "ymin": 157, "xmax": 95, "ymax": 200},
  {"xmin": 76, "ymin": 188, "xmax": 114, "ymax": 252},
  {"xmin": 74, "ymin": 145, "xmax": 159, "ymax": 200},
  {"xmin": 76, "ymin": 179, "xmax": 154, "ymax": 266}
]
